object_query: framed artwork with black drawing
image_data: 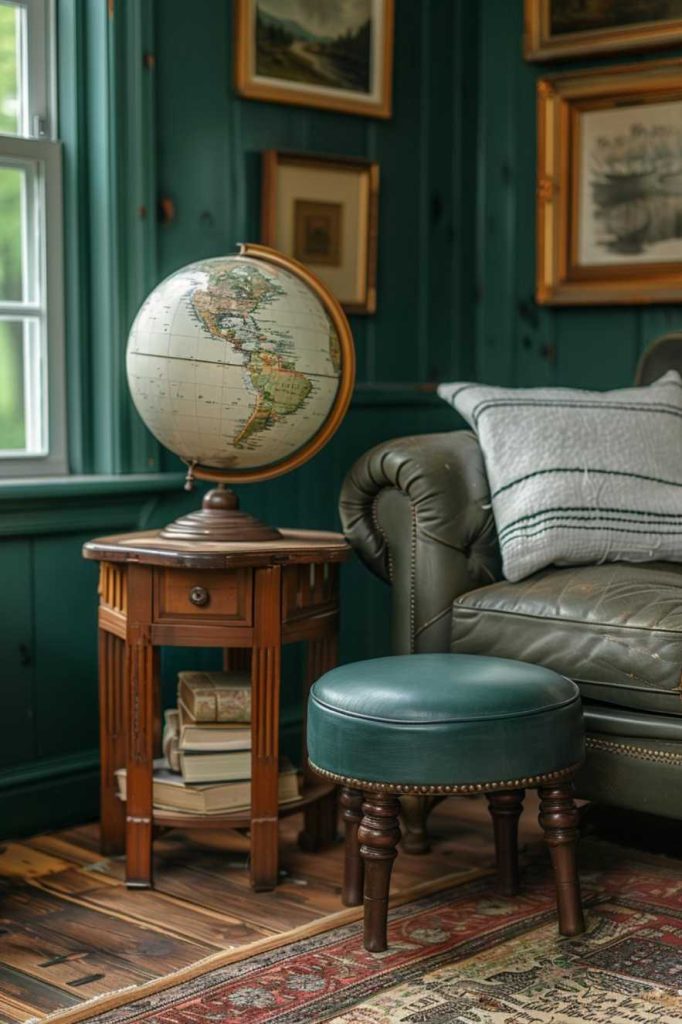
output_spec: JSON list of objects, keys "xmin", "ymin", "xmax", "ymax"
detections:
[
  {"xmin": 525, "ymin": 0, "xmax": 682, "ymax": 61},
  {"xmin": 234, "ymin": 0, "xmax": 394, "ymax": 119},
  {"xmin": 262, "ymin": 151, "xmax": 379, "ymax": 314},
  {"xmin": 537, "ymin": 60, "xmax": 682, "ymax": 305}
]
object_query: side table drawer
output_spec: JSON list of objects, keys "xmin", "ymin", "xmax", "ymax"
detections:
[{"xmin": 153, "ymin": 569, "xmax": 253, "ymax": 624}]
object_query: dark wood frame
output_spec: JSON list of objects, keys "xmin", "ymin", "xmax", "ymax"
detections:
[
  {"xmin": 524, "ymin": 0, "xmax": 682, "ymax": 62},
  {"xmin": 261, "ymin": 151, "xmax": 379, "ymax": 315},
  {"xmin": 537, "ymin": 59, "xmax": 682, "ymax": 306},
  {"xmin": 234, "ymin": 0, "xmax": 394, "ymax": 119},
  {"xmin": 85, "ymin": 528, "xmax": 350, "ymax": 893}
]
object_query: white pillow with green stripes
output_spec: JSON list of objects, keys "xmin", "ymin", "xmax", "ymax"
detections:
[{"xmin": 438, "ymin": 371, "xmax": 682, "ymax": 582}]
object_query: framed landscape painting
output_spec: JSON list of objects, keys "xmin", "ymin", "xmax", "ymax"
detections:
[
  {"xmin": 525, "ymin": 0, "xmax": 682, "ymax": 61},
  {"xmin": 261, "ymin": 150, "xmax": 379, "ymax": 314},
  {"xmin": 537, "ymin": 60, "xmax": 682, "ymax": 305},
  {"xmin": 234, "ymin": 0, "xmax": 394, "ymax": 118}
]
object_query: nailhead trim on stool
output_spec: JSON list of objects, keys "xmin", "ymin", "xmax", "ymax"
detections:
[{"xmin": 308, "ymin": 760, "xmax": 582, "ymax": 795}]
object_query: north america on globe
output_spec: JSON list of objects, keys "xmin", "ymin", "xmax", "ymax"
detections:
[
  {"xmin": 126, "ymin": 255, "xmax": 342, "ymax": 472},
  {"xmin": 191, "ymin": 261, "xmax": 314, "ymax": 448}
]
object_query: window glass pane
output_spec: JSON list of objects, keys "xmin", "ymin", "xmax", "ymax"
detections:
[
  {"xmin": 0, "ymin": 3, "xmax": 23, "ymax": 136},
  {"xmin": 0, "ymin": 319, "xmax": 25, "ymax": 450},
  {"xmin": 0, "ymin": 163, "xmax": 24, "ymax": 300}
]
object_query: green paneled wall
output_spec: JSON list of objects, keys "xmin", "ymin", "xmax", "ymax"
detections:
[
  {"xmin": 1, "ymin": 542, "xmax": 33, "ymax": 769},
  {"xmin": 8, "ymin": 0, "xmax": 682, "ymax": 840},
  {"xmin": 476, "ymin": 0, "xmax": 682, "ymax": 392},
  {"xmin": 152, "ymin": 0, "xmax": 476, "ymax": 648},
  {"xmin": 0, "ymin": 0, "xmax": 472, "ymax": 836},
  {"xmin": 0, "ymin": 481, "xmax": 215, "ymax": 834},
  {"xmin": 154, "ymin": 0, "xmax": 477, "ymax": 383}
]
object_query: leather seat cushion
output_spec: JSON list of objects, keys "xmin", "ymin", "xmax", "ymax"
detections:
[
  {"xmin": 307, "ymin": 654, "xmax": 583, "ymax": 787},
  {"xmin": 451, "ymin": 563, "xmax": 682, "ymax": 716}
]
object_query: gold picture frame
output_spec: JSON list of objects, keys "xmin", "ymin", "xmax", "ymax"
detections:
[
  {"xmin": 525, "ymin": 0, "xmax": 682, "ymax": 61},
  {"xmin": 234, "ymin": 0, "xmax": 394, "ymax": 119},
  {"xmin": 261, "ymin": 150, "xmax": 379, "ymax": 314},
  {"xmin": 537, "ymin": 59, "xmax": 682, "ymax": 306}
]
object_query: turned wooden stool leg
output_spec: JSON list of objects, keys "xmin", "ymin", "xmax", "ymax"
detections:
[
  {"xmin": 538, "ymin": 782, "xmax": 585, "ymax": 936},
  {"xmin": 487, "ymin": 788, "xmax": 524, "ymax": 896},
  {"xmin": 358, "ymin": 793, "xmax": 401, "ymax": 952},
  {"xmin": 341, "ymin": 787, "xmax": 364, "ymax": 906},
  {"xmin": 399, "ymin": 795, "xmax": 443, "ymax": 854}
]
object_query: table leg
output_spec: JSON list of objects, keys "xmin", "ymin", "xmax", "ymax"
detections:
[
  {"xmin": 98, "ymin": 628, "xmax": 126, "ymax": 855},
  {"xmin": 125, "ymin": 565, "xmax": 157, "ymax": 889},
  {"xmin": 299, "ymin": 632, "xmax": 339, "ymax": 851},
  {"xmin": 250, "ymin": 565, "xmax": 282, "ymax": 891}
]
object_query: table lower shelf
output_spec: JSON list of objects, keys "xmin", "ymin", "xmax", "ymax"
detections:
[{"xmin": 128, "ymin": 781, "xmax": 336, "ymax": 831}]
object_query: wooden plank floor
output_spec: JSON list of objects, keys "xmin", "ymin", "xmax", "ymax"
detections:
[{"xmin": 0, "ymin": 795, "xmax": 545, "ymax": 1023}]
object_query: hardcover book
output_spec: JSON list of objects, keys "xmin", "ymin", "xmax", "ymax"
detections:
[
  {"xmin": 162, "ymin": 709, "xmax": 181, "ymax": 771},
  {"xmin": 115, "ymin": 759, "xmax": 299, "ymax": 815},
  {"xmin": 163, "ymin": 708, "xmax": 252, "ymax": 781},
  {"xmin": 178, "ymin": 749, "xmax": 251, "ymax": 784},
  {"xmin": 164, "ymin": 706, "xmax": 251, "ymax": 754},
  {"xmin": 178, "ymin": 670, "xmax": 251, "ymax": 723},
  {"xmin": 177, "ymin": 703, "xmax": 251, "ymax": 752}
]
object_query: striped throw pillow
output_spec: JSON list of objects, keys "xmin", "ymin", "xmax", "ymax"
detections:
[{"xmin": 438, "ymin": 371, "xmax": 682, "ymax": 582}]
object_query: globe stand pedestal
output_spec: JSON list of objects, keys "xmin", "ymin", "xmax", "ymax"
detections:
[{"xmin": 160, "ymin": 486, "xmax": 281, "ymax": 543}]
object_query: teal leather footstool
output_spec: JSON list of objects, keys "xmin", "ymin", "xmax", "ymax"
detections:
[{"xmin": 307, "ymin": 653, "xmax": 585, "ymax": 952}]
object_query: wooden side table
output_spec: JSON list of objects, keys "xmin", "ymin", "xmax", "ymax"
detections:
[{"xmin": 83, "ymin": 527, "xmax": 350, "ymax": 891}]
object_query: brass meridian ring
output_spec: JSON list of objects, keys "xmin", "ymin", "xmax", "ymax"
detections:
[{"xmin": 307, "ymin": 760, "xmax": 583, "ymax": 795}]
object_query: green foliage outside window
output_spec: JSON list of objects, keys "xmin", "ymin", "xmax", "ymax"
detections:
[{"xmin": 0, "ymin": 1, "xmax": 26, "ymax": 451}]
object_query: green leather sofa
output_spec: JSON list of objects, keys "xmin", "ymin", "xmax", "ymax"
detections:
[{"xmin": 339, "ymin": 335, "xmax": 682, "ymax": 842}]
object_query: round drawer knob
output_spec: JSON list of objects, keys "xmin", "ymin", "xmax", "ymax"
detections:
[{"xmin": 189, "ymin": 585, "xmax": 209, "ymax": 607}]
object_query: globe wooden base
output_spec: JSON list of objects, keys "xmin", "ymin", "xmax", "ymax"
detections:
[{"xmin": 160, "ymin": 486, "xmax": 281, "ymax": 542}]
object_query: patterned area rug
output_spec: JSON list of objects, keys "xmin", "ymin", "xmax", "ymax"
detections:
[{"xmin": 41, "ymin": 846, "xmax": 682, "ymax": 1024}]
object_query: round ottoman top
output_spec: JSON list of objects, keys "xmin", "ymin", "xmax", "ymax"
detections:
[
  {"xmin": 312, "ymin": 653, "xmax": 577, "ymax": 723},
  {"xmin": 307, "ymin": 653, "xmax": 583, "ymax": 791}
]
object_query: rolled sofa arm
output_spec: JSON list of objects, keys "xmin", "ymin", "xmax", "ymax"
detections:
[{"xmin": 339, "ymin": 431, "xmax": 501, "ymax": 654}]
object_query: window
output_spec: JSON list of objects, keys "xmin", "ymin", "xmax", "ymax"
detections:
[{"xmin": 0, "ymin": 0, "xmax": 65, "ymax": 476}]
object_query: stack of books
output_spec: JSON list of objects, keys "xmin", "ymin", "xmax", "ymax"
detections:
[
  {"xmin": 164, "ymin": 669, "xmax": 253, "ymax": 783},
  {"xmin": 115, "ymin": 669, "xmax": 300, "ymax": 816}
]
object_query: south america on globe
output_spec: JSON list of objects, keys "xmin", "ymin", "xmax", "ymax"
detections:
[{"xmin": 127, "ymin": 252, "xmax": 343, "ymax": 476}]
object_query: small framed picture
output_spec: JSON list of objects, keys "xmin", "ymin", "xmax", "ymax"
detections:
[
  {"xmin": 525, "ymin": 0, "xmax": 682, "ymax": 61},
  {"xmin": 234, "ymin": 0, "xmax": 394, "ymax": 119},
  {"xmin": 537, "ymin": 59, "xmax": 682, "ymax": 305},
  {"xmin": 261, "ymin": 150, "xmax": 379, "ymax": 314}
]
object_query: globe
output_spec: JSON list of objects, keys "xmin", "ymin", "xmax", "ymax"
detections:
[{"xmin": 126, "ymin": 244, "xmax": 355, "ymax": 541}]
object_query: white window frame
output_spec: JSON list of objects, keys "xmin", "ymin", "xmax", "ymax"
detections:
[{"xmin": 0, "ymin": 0, "xmax": 66, "ymax": 477}]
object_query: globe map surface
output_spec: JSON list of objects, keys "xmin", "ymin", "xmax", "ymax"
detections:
[{"xmin": 126, "ymin": 255, "xmax": 342, "ymax": 474}]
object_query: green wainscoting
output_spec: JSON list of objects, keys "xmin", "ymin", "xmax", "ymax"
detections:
[{"xmin": 0, "ymin": 0, "xmax": 471, "ymax": 836}]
